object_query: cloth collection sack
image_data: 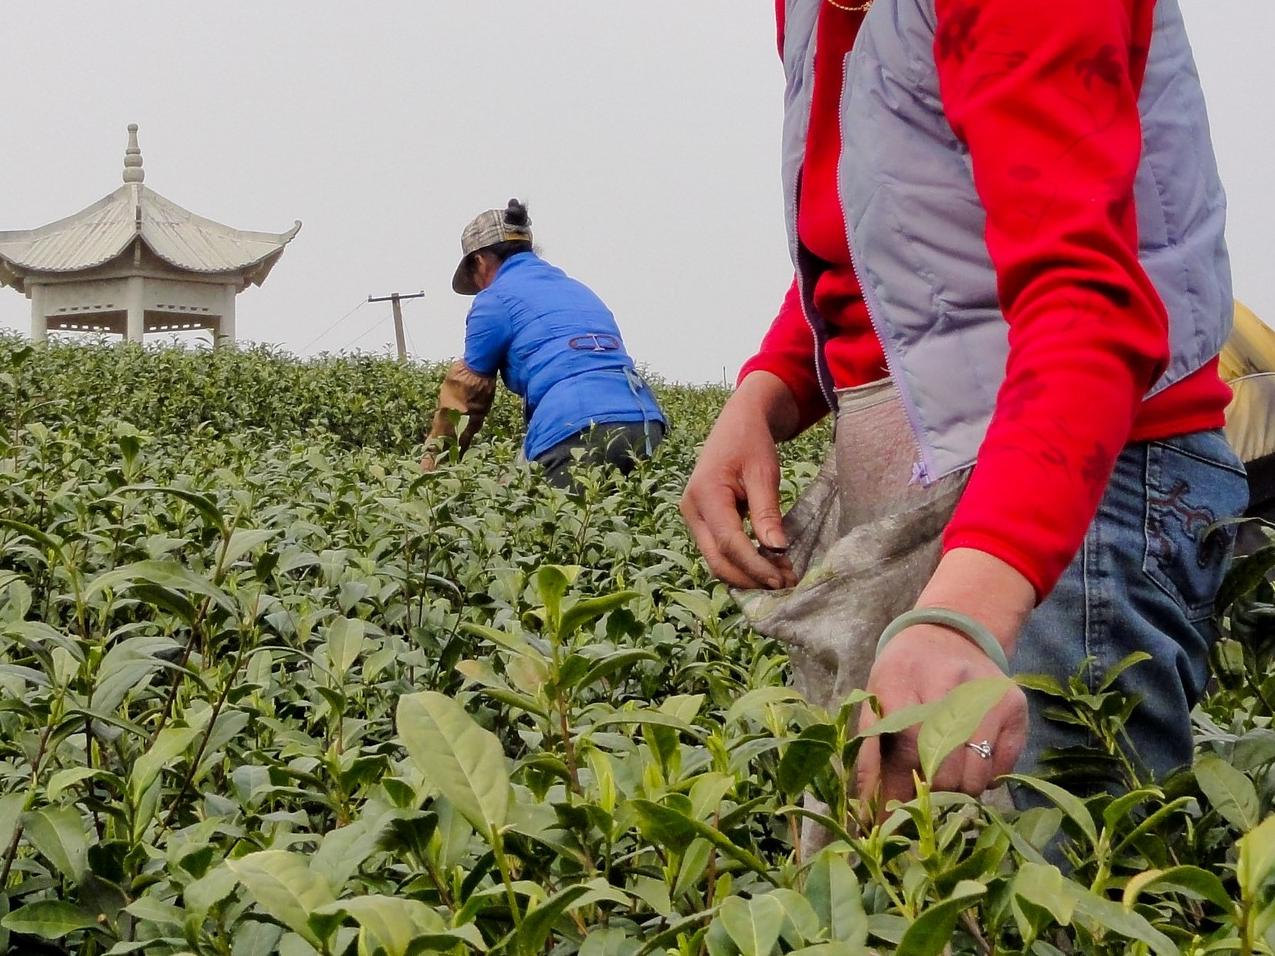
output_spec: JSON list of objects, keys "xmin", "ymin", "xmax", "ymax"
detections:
[{"xmin": 735, "ymin": 379, "xmax": 969, "ymax": 713}]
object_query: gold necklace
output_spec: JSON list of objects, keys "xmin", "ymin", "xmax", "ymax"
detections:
[{"xmin": 826, "ymin": 0, "xmax": 874, "ymax": 10}]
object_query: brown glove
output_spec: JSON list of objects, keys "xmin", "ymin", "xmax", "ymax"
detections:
[{"xmin": 422, "ymin": 359, "xmax": 498, "ymax": 471}]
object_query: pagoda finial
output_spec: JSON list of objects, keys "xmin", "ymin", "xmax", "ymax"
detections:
[{"xmin": 122, "ymin": 123, "xmax": 144, "ymax": 184}]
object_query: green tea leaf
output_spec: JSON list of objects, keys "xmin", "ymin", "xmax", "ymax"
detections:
[
  {"xmin": 1122, "ymin": 865, "xmax": 1232, "ymax": 911},
  {"xmin": 227, "ymin": 850, "xmax": 334, "ymax": 947},
  {"xmin": 23, "ymin": 806, "xmax": 89, "ymax": 885},
  {"xmin": 719, "ymin": 894, "xmax": 786, "ymax": 956},
  {"xmin": 183, "ymin": 863, "xmax": 238, "ymax": 919},
  {"xmin": 594, "ymin": 710, "xmax": 706, "ymax": 738},
  {"xmin": 558, "ymin": 590, "xmax": 638, "ymax": 642},
  {"xmin": 917, "ymin": 677, "xmax": 1013, "ymax": 782},
  {"xmin": 124, "ymin": 895, "xmax": 186, "ymax": 926},
  {"xmin": 311, "ymin": 805, "xmax": 399, "ymax": 893},
  {"xmin": 629, "ymin": 875, "xmax": 671, "ymax": 918},
  {"xmin": 313, "ymin": 895, "xmax": 445, "ymax": 956},
  {"xmin": 632, "ymin": 800, "xmax": 774, "ymax": 883},
  {"xmin": 897, "ymin": 880, "xmax": 986, "ymax": 956},
  {"xmin": 1, "ymin": 900, "xmax": 97, "ymax": 940},
  {"xmin": 689, "ymin": 772, "xmax": 737, "ymax": 821},
  {"xmin": 0, "ymin": 794, "xmax": 26, "ymax": 862},
  {"xmin": 534, "ymin": 565, "xmax": 579, "ymax": 633},
  {"xmin": 1096, "ymin": 651, "xmax": 1153, "ymax": 693},
  {"xmin": 725, "ymin": 687, "xmax": 806, "ymax": 726},
  {"xmin": 511, "ymin": 879, "xmax": 625, "ymax": 955},
  {"xmin": 458, "ymin": 663, "xmax": 550, "ymax": 719},
  {"xmin": 805, "ymin": 849, "xmax": 868, "ymax": 945},
  {"xmin": 1012, "ymin": 862, "xmax": 1074, "ymax": 940},
  {"xmin": 670, "ymin": 590, "xmax": 716, "ymax": 624},
  {"xmin": 223, "ymin": 527, "xmax": 279, "ymax": 566},
  {"xmin": 85, "ymin": 560, "xmax": 234, "ymax": 616},
  {"xmin": 768, "ymin": 888, "xmax": 821, "ymax": 947},
  {"xmin": 129, "ymin": 725, "xmax": 200, "ymax": 808},
  {"xmin": 0, "ymin": 518, "xmax": 65, "ymax": 557},
  {"xmin": 1196, "ymin": 753, "xmax": 1260, "ymax": 831},
  {"xmin": 93, "ymin": 635, "xmax": 182, "ymax": 713},
  {"xmin": 856, "ymin": 701, "xmax": 938, "ymax": 739},
  {"xmin": 1003, "ymin": 775, "xmax": 1097, "ymax": 845},
  {"xmin": 580, "ymin": 928, "xmax": 642, "ymax": 956},
  {"xmin": 1216, "ymin": 543, "xmax": 1275, "ymax": 613},
  {"xmin": 673, "ymin": 838, "xmax": 713, "ymax": 901},
  {"xmin": 1068, "ymin": 884, "xmax": 1177, "ymax": 956},
  {"xmin": 397, "ymin": 691, "xmax": 511, "ymax": 841},
  {"xmin": 120, "ymin": 485, "xmax": 227, "ymax": 535},
  {"xmin": 777, "ymin": 735, "xmax": 836, "ymax": 797},
  {"xmin": 580, "ymin": 648, "xmax": 658, "ymax": 688},
  {"xmin": 1100, "ymin": 786, "xmax": 1162, "ymax": 832},
  {"xmin": 460, "ymin": 623, "xmax": 545, "ymax": 661},
  {"xmin": 1238, "ymin": 814, "xmax": 1275, "ymax": 899},
  {"xmin": 325, "ymin": 616, "xmax": 366, "ymax": 678}
]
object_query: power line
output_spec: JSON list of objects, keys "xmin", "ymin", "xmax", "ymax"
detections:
[
  {"xmin": 340, "ymin": 315, "xmax": 393, "ymax": 351},
  {"xmin": 299, "ymin": 299, "xmax": 370, "ymax": 354}
]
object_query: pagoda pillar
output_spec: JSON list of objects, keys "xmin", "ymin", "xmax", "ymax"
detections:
[
  {"xmin": 125, "ymin": 276, "xmax": 144, "ymax": 344},
  {"xmin": 216, "ymin": 283, "xmax": 236, "ymax": 349},
  {"xmin": 29, "ymin": 283, "xmax": 47, "ymax": 345}
]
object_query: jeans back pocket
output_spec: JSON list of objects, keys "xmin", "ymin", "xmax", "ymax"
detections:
[{"xmin": 1143, "ymin": 431, "xmax": 1249, "ymax": 621}]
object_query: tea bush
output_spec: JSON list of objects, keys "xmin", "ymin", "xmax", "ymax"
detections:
[{"xmin": 1, "ymin": 333, "xmax": 1274, "ymax": 956}]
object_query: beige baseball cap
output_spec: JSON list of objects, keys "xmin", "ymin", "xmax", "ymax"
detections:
[{"xmin": 451, "ymin": 206, "xmax": 534, "ymax": 295}]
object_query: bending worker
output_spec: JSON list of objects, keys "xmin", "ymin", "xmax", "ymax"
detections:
[
  {"xmin": 681, "ymin": 0, "xmax": 1246, "ymax": 812},
  {"xmin": 423, "ymin": 199, "xmax": 665, "ymax": 486},
  {"xmin": 1222, "ymin": 301, "xmax": 1275, "ymax": 549}
]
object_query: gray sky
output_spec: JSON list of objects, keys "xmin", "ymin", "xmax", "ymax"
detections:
[{"xmin": 1, "ymin": 2, "xmax": 1270, "ymax": 384}]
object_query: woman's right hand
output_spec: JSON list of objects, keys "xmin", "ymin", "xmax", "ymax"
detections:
[{"xmin": 680, "ymin": 372, "xmax": 802, "ymax": 590}]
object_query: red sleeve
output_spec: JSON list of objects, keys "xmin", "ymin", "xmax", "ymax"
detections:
[
  {"xmin": 738, "ymin": 278, "xmax": 832, "ymax": 432},
  {"xmin": 933, "ymin": 0, "xmax": 1167, "ymax": 598},
  {"xmin": 775, "ymin": 0, "xmax": 785, "ymax": 58}
]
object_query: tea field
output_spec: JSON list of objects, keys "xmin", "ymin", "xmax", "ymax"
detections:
[{"xmin": 3, "ymin": 334, "xmax": 1275, "ymax": 956}]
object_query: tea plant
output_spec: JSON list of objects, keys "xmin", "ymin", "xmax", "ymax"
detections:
[{"xmin": 1, "ymin": 334, "xmax": 1274, "ymax": 955}]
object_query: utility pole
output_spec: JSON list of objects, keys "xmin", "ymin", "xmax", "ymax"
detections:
[{"xmin": 367, "ymin": 290, "xmax": 425, "ymax": 362}]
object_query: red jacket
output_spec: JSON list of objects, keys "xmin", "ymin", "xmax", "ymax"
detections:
[{"xmin": 741, "ymin": 0, "xmax": 1231, "ymax": 597}]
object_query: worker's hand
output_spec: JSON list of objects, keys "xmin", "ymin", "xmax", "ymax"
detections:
[
  {"xmin": 681, "ymin": 372, "xmax": 802, "ymax": 590},
  {"xmin": 419, "ymin": 437, "xmax": 442, "ymax": 473},
  {"xmin": 855, "ymin": 548, "xmax": 1036, "ymax": 809},
  {"xmin": 856, "ymin": 624, "xmax": 1026, "ymax": 809}
]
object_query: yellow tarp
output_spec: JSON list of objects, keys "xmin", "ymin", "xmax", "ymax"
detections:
[
  {"xmin": 1221, "ymin": 301, "xmax": 1275, "ymax": 381},
  {"xmin": 1223, "ymin": 301, "xmax": 1275, "ymax": 463},
  {"xmin": 1226, "ymin": 373, "xmax": 1275, "ymax": 463}
]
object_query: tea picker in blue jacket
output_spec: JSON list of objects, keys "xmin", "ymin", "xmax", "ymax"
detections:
[{"xmin": 422, "ymin": 199, "xmax": 666, "ymax": 487}]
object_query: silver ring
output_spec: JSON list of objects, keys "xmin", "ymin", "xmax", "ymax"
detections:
[{"xmin": 966, "ymin": 740, "xmax": 993, "ymax": 760}]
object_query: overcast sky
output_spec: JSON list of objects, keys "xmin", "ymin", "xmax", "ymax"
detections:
[{"xmin": 1, "ymin": 2, "xmax": 1270, "ymax": 384}]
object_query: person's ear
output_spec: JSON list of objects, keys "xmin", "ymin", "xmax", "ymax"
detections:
[{"xmin": 476, "ymin": 253, "xmax": 494, "ymax": 287}]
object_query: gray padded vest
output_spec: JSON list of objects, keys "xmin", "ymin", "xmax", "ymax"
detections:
[{"xmin": 782, "ymin": 0, "xmax": 1232, "ymax": 481}]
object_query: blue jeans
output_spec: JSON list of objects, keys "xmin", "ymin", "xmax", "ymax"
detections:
[
  {"xmin": 534, "ymin": 421, "xmax": 666, "ymax": 489},
  {"xmin": 1012, "ymin": 429, "xmax": 1248, "ymax": 787}
]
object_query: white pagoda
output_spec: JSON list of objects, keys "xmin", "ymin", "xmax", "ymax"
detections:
[{"xmin": 0, "ymin": 125, "xmax": 300, "ymax": 348}]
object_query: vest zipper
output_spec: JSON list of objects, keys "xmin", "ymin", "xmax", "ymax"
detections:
[
  {"xmin": 834, "ymin": 45, "xmax": 935, "ymax": 484},
  {"xmin": 792, "ymin": 225, "xmax": 838, "ymax": 410},
  {"xmin": 843, "ymin": 243, "xmax": 933, "ymax": 485}
]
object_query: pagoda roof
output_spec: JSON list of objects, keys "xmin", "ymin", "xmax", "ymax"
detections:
[{"xmin": 0, "ymin": 125, "xmax": 300, "ymax": 288}]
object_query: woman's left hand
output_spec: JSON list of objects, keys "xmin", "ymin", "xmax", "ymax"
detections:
[
  {"xmin": 856, "ymin": 623, "xmax": 1027, "ymax": 808},
  {"xmin": 855, "ymin": 547, "xmax": 1036, "ymax": 810}
]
